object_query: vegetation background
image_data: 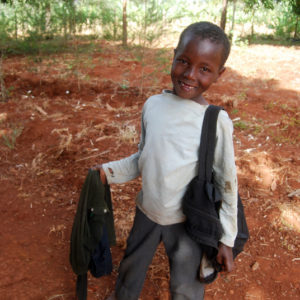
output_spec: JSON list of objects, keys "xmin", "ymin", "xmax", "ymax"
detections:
[{"xmin": 0, "ymin": 0, "xmax": 299, "ymax": 53}]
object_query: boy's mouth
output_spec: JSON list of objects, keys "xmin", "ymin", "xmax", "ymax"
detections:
[{"xmin": 178, "ymin": 80, "xmax": 197, "ymax": 91}]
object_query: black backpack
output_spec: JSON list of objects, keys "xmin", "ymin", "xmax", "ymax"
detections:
[{"xmin": 183, "ymin": 105, "xmax": 249, "ymax": 283}]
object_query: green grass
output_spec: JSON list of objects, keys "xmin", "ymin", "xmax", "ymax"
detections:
[
  {"xmin": 234, "ymin": 121, "xmax": 248, "ymax": 130},
  {"xmin": 1, "ymin": 35, "xmax": 100, "ymax": 56},
  {"xmin": 264, "ymin": 101, "xmax": 276, "ymax": 111},
  {"xmin": 253, "ymin": 124, "xmax": 262, "ymax": 135},
  {"xmin": 2, "ymin": 126, "xmax": 23, "ymax": 149}
]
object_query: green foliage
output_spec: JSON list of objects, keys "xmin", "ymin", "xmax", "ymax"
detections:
[
  {"xmin": 0, "ymin": 0, "xmax": 104, "ymax": 53},
  {"xmin": 183, "ymin": 0, "xmax": 221, "ymax": 23},
  {"xmin": 270, "ymin": 0, "xmax": 300, "ymax": 39},
  {"xmin": 244, "ymin": 0, "xmax": 274, "ymax": 10},
  {"xmin": 291, "ymin": 0, "xmax": 300, "ymax": 15},
  {"xmin": 0, "ymin": 0, "xmax": 299, "ymax": 55},
  {"xmin": 99, "ymin": 0, "xmax": 122, "ymax": 40},
  {"xmin": 155, "ymin": 48, "xmax": 171, "ymax": 74},
  {"xmin": 128, "ymin": 0, "xmax": 186, "ymax": 47}
]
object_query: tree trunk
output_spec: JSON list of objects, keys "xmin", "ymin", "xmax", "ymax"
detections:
[
  {"xmin": 68, "ymin": 0, "xmax": 76, "ymax": 35},
  {"xmin": 122, "ymin": 0, "xmax": 127, "ymax": 47},
  {"xmin": 45, "ymin": 2, "xmax": 51, "ymax": 38},
  {"xmin": 14, "ymin": 9, "xmax": 18, "ymax": 39},
  {"xmin": 294, "ymin": 15, "xmax": 299, "ymax": 39},
  {"xmin": 231, "ymin": 0, "xmax": 237, "ymax": 32},
  {"xmin": 220, "ymin": 0, "xmax": 228, "ymax": 31},
  {"xmin": 251, "ymin": 9, "xmax": 255, "ymax": 37},
  {"xmin": 0, "ymin": 52, "xmax": 8, "ymax": 102},
  {"xmin": 113, "ymin": 11, "xmax": 117, "ymax": 40}
]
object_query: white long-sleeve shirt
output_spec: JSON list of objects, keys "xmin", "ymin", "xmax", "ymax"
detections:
[{"xmin": 102, "ymin": 91, "xmax": 238, "ymax": 247}]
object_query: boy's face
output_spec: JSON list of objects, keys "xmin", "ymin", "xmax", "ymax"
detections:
[{"xmin": 171, "ymin": 35, "xmax": 225, "ymax": 103}]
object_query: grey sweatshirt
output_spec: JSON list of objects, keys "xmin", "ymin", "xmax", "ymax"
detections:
[{"xmin": 102, "ymin": 91, "xmax": 238, "ymax": 247}]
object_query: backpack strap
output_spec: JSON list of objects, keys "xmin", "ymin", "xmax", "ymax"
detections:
[
  {"xmin": 198, "ymin": 104, "xmax": 249, "ymax": 262},
  {"xmin": 198, "ymin": 105, "xmax": 223, "ymax": 182}
]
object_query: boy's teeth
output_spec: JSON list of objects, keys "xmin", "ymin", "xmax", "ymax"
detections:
[{"xmin": 180, "ymin": 81, "xmax": 194, "ymax": 90}]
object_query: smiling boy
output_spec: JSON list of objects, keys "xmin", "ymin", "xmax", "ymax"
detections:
[
  {"xmin": 97, "ymin": 21, "xmax": 238, "ymax": 300},
  {"xmin": 172, "ymin": 38, "xmax": 225, "ymax": 104}
]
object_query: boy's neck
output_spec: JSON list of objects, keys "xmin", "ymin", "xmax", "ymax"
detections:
[
  {"xmin": 194, "ymin": 95, "xmax": 209, "ymax": 105},
  {"xmin": 171, "ymin": 89, "xmax": 209, "ymax": 105}
]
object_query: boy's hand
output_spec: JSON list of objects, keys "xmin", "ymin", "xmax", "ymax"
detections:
[
  {"xmin": 216, "ymin": 242, "xmax": 234, "ymax": 273},
  {"xmin": 92, "ymin": 164, "xmax": 107, "ymax": 185}
]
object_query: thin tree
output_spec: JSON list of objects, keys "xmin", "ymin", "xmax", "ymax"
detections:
[
  {"xmin": 291, "ymin": 0, "xmax": 300, "ymax": 38},
  {"xmin": 220, "ymin": 0, "xmax": 229, "ymax": 30},
  {"xmin": 122, "ymin": 0, "xmax": 128, "ymax": 47},
  {"xmin": 231, "ymin": 0, "xmax": 237, "ymax": 33},
  {"xmin": 0, "ymin": 52, "xmax": 8, "ymax": 102}
]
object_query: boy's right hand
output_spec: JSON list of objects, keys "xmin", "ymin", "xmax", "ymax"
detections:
[
  {"xmin": 216, "ymin": 242, "xmax": 234, "ymax": 273},
  {"xmin": 92, "ymin": 164, "xmax": 107, "ymax": 185}
]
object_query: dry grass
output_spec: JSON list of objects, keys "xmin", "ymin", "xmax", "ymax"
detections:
[
  {"xmin": 31, "ymin": 152, "xmax": 46, "ymax": 172},
  {"xmin": 279, "ymin": 203, "xmax": 300, "ymax": 233},
  {"xmin": 48, "ymin": 224, "xmax": 67, "ymax": 240},
  {"xmin": 47, "ymin": 293, "xmax": 72, "ymax": 300},
  {"xmin": 119, "ymin": 124, "xmax": 138, "ymax": 144},
  {"xmin": 51, "ymin": 128, "xmax": 73, "ymax": 157}
]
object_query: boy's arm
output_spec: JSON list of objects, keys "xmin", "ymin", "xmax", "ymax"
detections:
[
  {"xmin": 99, "ymin": 167, "xmax": 107, "ymax": 184},
  {"xmin": 101, "ymin": 152, "xmax": 141, "ymax": 184},
  {"xmin": 213, "ymin": 110, "xmax": 238, "ymax": 272},
  {"xmin": 95, "ymin": 166, "xmax": 107, "ymax": 185}
]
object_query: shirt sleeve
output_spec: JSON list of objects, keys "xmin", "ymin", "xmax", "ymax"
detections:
[
  {"xmin": 213, "ymin": 110, "xmax": 238, "ymax": 247},
  {"xmin": 102, "ymin": 108, "xmax": 146, "ymax": 184}
]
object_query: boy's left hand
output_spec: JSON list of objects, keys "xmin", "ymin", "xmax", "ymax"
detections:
[
  {"xmin": 216, "ymin": 242, "xmax": 234, "ymax": 273},
  {"xmin": 91, "ymin": 164, "xmax": 107, "ymax": 185}
]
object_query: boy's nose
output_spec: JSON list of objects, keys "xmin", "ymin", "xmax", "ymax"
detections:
[{"xmin": 183, "ymin": 66, "xmax": 197, "ymax": 80}]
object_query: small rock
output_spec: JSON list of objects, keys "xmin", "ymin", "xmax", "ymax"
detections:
[
  {"xmin": 270, "ymin": 180, "xmax": 277, "ymax": 191},
  {"xmin": 0, "ymin": 112, "xmax": 7, "ymax": 122},
  {"xmin": 251, "ymin": 261, "xmax": 259, "ymax": 271}
]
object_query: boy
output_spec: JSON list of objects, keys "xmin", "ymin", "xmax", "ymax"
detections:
[{"xmin": 95, "ymin": 21, "xmax": 237, "ymax": 300}]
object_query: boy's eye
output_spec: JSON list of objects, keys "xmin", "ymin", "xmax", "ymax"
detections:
[
  {"xmin": 200, "ymin": 66, "xmax": 209, "ymax": 72},
  {"xmin": 177, "ymin": 58, "xmax": 187, "ymax": 64}
]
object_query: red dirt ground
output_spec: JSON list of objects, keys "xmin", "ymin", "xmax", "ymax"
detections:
[{"xmin": 0, "ymin": 41, "xmax": 299, "ymax": 300}]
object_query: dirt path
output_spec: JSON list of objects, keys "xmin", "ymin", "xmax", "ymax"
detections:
[{"xmin": 0, "ymin": 42, "xmax": 299, "ymax": 300}]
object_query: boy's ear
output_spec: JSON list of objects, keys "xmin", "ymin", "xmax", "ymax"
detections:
[
  {"xmin": 219, "ymin": 66, "xmax": 226, "ymax": 76},
  {"xmin": 215, "ymin": 67, "xmax": 226, "ymax": 82}
]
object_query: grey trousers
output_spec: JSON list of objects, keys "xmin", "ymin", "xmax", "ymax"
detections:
[{"xmin": 115, "ymin": 207, "xmax": 205, "ymax": 300}]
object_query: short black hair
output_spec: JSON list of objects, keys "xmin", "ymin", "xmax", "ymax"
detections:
[{"xmin": 176, "ymin": 21, "xmax": 231, "ymax": 68}]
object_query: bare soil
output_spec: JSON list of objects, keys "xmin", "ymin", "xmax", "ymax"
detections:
[{"xmin": 0, "ymin": 41, "xmax": 299, "ymax": 300}]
